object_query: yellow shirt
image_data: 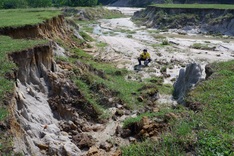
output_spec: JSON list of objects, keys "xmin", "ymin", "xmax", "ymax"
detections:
[{"xmin": 140, "ymin": 52, "xmax": 150, "ymax": 59}]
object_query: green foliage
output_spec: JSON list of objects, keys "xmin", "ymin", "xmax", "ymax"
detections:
[
  {"xmin": 1, "ymin": 0, "xmax": 28, "ymax": 9},
  {"xmin": 27, "ymin": 0, "xmax": 52, "ymax": 8},
  {"xmin": 75, "ymin": 0, "xmax": 98, "ymax": 7},
  {"xmin": 96, "ymin": 41, "xmax": 108, "ymax": 47},
  {"xmin": 0, "ymin": 108, "xmax": 8, "ymax": 121},
  {"xmin": 151, "ymin": 4, "xmax": 234, "ymax": 9},
  {"xmin": 79, "ymin": 31, "xmax": 94, "ymax": 41},
  {"xmin": 123, "ymin": 110, "xmax": 170, "ymax": 128},
  {"xmin": 190, "ymin": 43, "xmax": 215, "ymax": 50},
  {"xmin": 161, "ymin": 39, "xmax": 169, "ymax": 45},
  {"xmin": 0, "ymin": 9, "xmax": 61, "ymax": 28}
]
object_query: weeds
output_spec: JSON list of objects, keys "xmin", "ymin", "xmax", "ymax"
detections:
[{"xmin": 190, "ymin": 43, "xmax": 215, "ymax": 50}]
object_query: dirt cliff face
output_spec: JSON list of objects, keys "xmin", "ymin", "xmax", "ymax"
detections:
[
  {"xmin": 0, "ymin": 15, "xmax": 78, "ymax": 47},
  {"xmin": 8, "ymin": 42, "xmax": 102, "ymax": 155},
  {"xmin": 2, "ymin": 13, "xmax": 99, "ymax": 155},
  {"xmin": 132, "ymin": 6, "xmax": 234, "ymax": 36}
]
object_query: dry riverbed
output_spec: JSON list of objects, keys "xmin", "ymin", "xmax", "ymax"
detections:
[
  {"xmin": 87, "ymin": 7, "xmax": 234, "ymax": 84},
  {"xmin": 80, "ymin": 7, "xmax": 234, "ymax": 155}
]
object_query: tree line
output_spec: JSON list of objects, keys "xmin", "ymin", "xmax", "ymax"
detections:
[
  {"xmin": 0, "ymin": 0, "xmax": 99, "ymax": 9},
  {"xmin": 0, "ymin": 0, "xmax": 233, "ymax": 9}
]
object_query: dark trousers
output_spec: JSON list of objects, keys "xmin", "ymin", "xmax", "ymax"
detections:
[{"xmin": 138, "ymin": 58, "xmax": 151, "ymax": 65}]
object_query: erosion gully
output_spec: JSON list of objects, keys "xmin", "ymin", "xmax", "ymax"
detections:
[{"xmin": 80, "ymin": 6, "xmax": 234, "ymax": 154}]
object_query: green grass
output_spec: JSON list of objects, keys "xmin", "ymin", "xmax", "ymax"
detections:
[
  {"xmin": 0, "ymin": 108, "xmax": 8, "ymax": 121},
  {"xmin": 190, "ymin": 43, "xmax": 215, "ymax": 50},
  {"xmin": 79, "ymin": 31, "xmax": 94, "ymax": 41},
  {"xmin": 0, "ymin": 35, "xmax": 47, "ymax": 100},
  {"xmin": 122, "ymin": 60, "xmax": 234, "ymax": 155},
  {"xmin": 89, "ymin": 62, "xmax": 145, "ymax": 108},
  {"xmin": 151, "ymin": 4, "xmax": 234, "ymax": 9},
  {"xmin": 0, "ymin": 9, "xmax": 61, "ymax": 28},
  {"xmin": 96, "ymin": 41, "xmax": 108, "ymax": 48}
]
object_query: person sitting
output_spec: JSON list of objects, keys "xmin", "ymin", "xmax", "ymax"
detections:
[{"xmin": 138, "ymin": 49, "xmax": 151, "ymax": 66}]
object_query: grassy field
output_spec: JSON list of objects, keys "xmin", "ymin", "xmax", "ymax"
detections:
[
  {"xmin": 122, "ymin": 60, "xmax": 234, "ymax": 155},
  {"xmin": 0, "ymin": 9, "xmax": 61, "ymax": 28},
  {"xmin": 151, "ymin": 4, "xmax": 234, "ymax": 9},
  {"xmin": 0, "ymin": 35, "xmax": 47, "ymax": 100}
]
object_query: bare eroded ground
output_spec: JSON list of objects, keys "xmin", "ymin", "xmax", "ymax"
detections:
[
  {"xmin": 88, "ymin": 7, "xmax": 234, "ymax": 84},
  {"xmin": 81, "ymin": 7, "xmax": 234, "ymax": 154}
]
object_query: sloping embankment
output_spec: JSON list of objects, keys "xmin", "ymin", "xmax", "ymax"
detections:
[
  {"xmin": 132, "ymin": 5, "xmax": 234, "ymax": 36},
  {"xmin": 2, "ymin": 14, "xmax": 99, "ymax": 155},
  {"xmin": 0, "ymin": 15, "xmax": 78, "ymax": 47}
]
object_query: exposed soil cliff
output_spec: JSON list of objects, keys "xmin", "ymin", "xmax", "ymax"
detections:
[
  {"xmin": 0, "ymin": 15, "xmax": 78, "ymax": 47},
  {"xmin": 132, "ymin": 6, "xmax": 234, "ymax": 36},
  {"xmin": 8, "ymin": 42, "xmax": 105, "ymax": 155},
  {"xmin": 3, "ymin": 11, "xmax": 128, "ymax": 155},
  {"xmin": 1, "ymin": 14, "xmax": 90, "ymax": 155}
]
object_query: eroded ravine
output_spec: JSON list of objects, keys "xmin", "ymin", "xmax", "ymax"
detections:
[
  {"xmin": 90, "ymin": 7, "xmax": 234, "ymax": 82},
  {"xmin": 81, "ymin": 7, "xmax": 234, "ymax": 154},
  {"xmin": 6, "ymin": 7, "xmax": 234, "ymax": 156}
]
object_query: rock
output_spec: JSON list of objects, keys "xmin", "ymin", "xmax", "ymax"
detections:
[
  {"xmin": 205, "ymin": 64, "xmax": 213, "ymax": 79},
  {"xmin": 140, "ymin": 116, "xmax": 150, "ymax": 127},
  {"xmin": 129, "ymin": 137, "xmax": 136, "ymax": 143},
  {"xmin": 115, "ymin": 109, "xmax": 124, "ymax": 116},
  {"xmin": 121, "ymin": 128, "xmax": 131, "ymax": 138},
  {"xmin": 115, "ymin": 104, "xmax": 123, "ymax": 109},
  {"xmin": 68, "ymin": 121, "xmax": 77, "ymax": 130},
  {"xmin": 164, "ymin": 113, "xmax": 178, "ymax": 121},
  {"xmin": 173, "ymin": 63, "xmax": 202, "ymax": 104},
  {"xmin": 153, "ymin": 107, "xmax": 160, "ymax": 113},
  {"xmin": 72, "ymin": 134, "xmax": 95, "ymax": 149},
  {"xmin": 99, "ymin": 142, "xmax": 113, "ymax": 152},
  {"xmin": 63, "ymin": 142, "xmax": 81, "ymax": 156},
  {"xmin": 35, "ymin": 143, "xmax": 49, "ymax": 150},
  {"xmin": 137, "ymin": 96, "xmax": 144, "ymax": 102},
  {"xmin": 115, "ymin": 125, "xmax": 122, "ymax": 136},
  {"xmin": 87, "ymin": 146, "xmax": 99, "ymax": 156},
  {"xmin": 112, "ymin": 149, "xmax": 122, "ymax": 156}
]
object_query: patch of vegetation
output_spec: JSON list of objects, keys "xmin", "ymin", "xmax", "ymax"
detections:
[
  {"xmin": 0, "ymin": 108, "xmax": 8, "ymax": 121},
  {"xmin": 147, "ymin": 29, "xmax": 160, "ymax": 34},
  {"xmin": 122, "ymin": 60, "xmax": 234, "ymax": 155},
  {"xmin": 161, "ymin": 39, "xmax": 169, "ymax": 45},
  {"xmin": 123, "ymin": 108, "xmax": 172, "ymax": 128},
  {"xmin": 65, "ymin": 7, "xmax": 124, "ymax": 21},
  {"xmin": 79, "ymin": 31, "xmax": 94, "ymax": 41},
  {"xmin": 151, "ymin": 4, "xmax": 234, "ymax": 9},
  {"xmin": 209, "ymin": 13, "xmax": 234, "ymax": 25},
  {"xmin": 115, "ymin": 28, "xmax": 136, "ymax": 34},
  {"xmin": 96, "ymin": 41, "xmax": 108, "ymax": 48},
  {"xmin": 0, "ymin": 9, "xmax": 61, "ymax": 28},
  {"xmin": 126, "ymin": 34, "xmax": 133, "ymax": 38},
  {"xmin": 190, "ymin": 43, "xmax": 215, "ymax": 50},
  {"xmin": 152, "ymin": 35, "xmax": 166, "ymax": 39}
]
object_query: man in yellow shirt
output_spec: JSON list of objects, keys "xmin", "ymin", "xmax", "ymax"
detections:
[{"xmin": 138, "ymin": 49, "xmax": 152, "ymax": 66}]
